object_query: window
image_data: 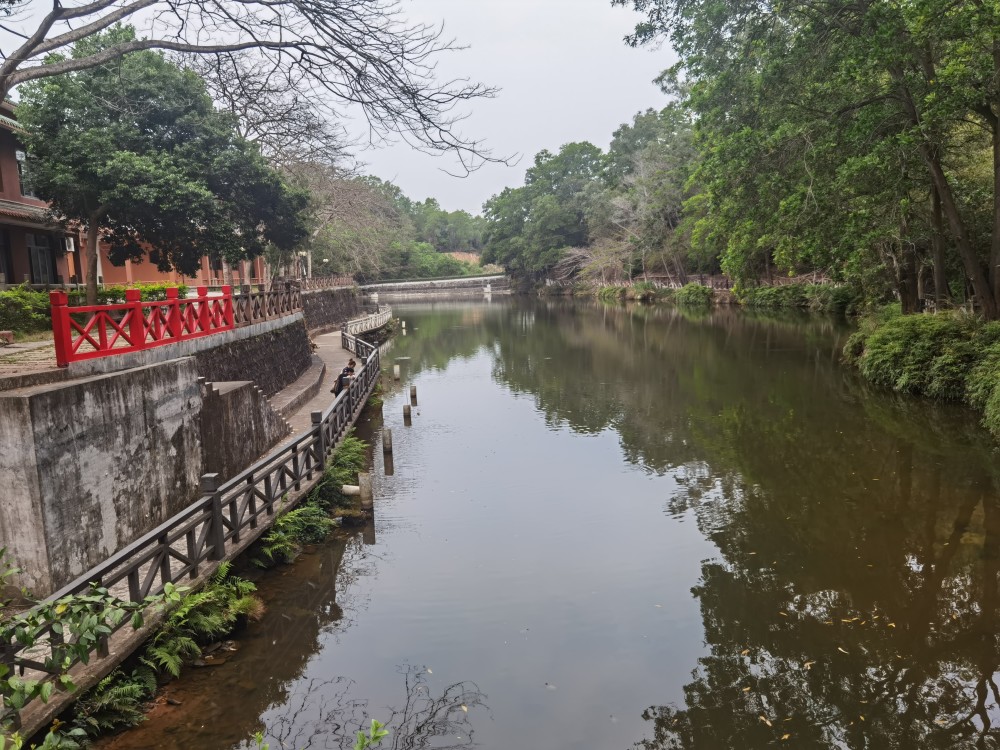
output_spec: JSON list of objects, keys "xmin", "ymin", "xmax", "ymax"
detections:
[
  {"xmin": 26, "ymin": 233, "xmax": 54, "ymax": 285},
  {"xmin": 15, "ymin": 150, "xmax": 36, "ymax": 199}
]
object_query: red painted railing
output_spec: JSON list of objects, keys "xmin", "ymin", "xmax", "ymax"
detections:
[{"xmin": 51, "ymin": 286, "xmax": 235, "ymax": 367}]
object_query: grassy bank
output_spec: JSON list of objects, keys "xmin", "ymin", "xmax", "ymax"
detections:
[
  {"xmin": 568, "ymin": 281, "xmax": 856, "ymax": 314},
  {"xmin": 844, "ymin": 308, "xmax": 1000, "ymax": 438}
]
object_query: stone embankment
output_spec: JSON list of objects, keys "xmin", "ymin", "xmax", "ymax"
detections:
[{"xmin": 361, "ymin": 274, "xmax": 508, "ymax": 299}]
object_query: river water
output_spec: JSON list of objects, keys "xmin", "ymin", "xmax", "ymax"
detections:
[{"xmin": 101, "ymin": 299, "xmax": 1000, "ymax": 750}]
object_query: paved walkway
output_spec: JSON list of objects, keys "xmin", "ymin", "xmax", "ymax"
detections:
[
  {"xmin": 0, "ymin": 337, "xmax": 59, "ymax": 379},
  {"xmin": 284, "ymin": 330, "xmax": 353, "ymax": 434}
]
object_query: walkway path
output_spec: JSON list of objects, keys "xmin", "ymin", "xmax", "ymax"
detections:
[{"xmin": 285, "ymin": 330, "xmax": 353, "ymax": 434}]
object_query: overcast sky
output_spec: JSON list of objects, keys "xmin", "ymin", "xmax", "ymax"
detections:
[{"xmin": 356, "ymin": 0, "xmax": 676, "ymax": 215}]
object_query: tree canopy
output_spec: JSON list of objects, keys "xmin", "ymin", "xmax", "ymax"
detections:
[{"xmin": 16, "ymin": 26, "xmax": 308, "ymax": 301}]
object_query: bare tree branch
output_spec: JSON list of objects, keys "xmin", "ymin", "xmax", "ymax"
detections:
[{"xmin": 1, "ymin": 0, "xmax": 506, "ymax": 169}]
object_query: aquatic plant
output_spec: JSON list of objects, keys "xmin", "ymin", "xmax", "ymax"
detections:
[{"xmin": 674, "ymin": 283, "xmax": 714, "ymax": 307}]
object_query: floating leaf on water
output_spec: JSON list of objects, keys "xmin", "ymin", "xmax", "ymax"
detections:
[
  {"xmin": 803, "ymin": 661, "xmax": 815, "ymax": 669},
  {"xmin": 887, "ymin": 623, "xmax": 896, "ymax": 628},
  {"xmin": 743, "ymin": 687, "xmax": 752, "ymax": 692},
  {"xmin": 779, "ymin": 611, "xmax": 789, "ymax": 617},
  {"xmin": 781, "ymin": 734, "xmax": 792, "ymax": 741},
  {"xmin": 740, "ymin": 649, "xmax": 751, "ymax": 656},
  {"xmin": 427, "ymin": 669, "xmax": 433, "ymax": 674},
  {"xmin": 859, "ymin": 715, "xmax": 865, "ymax": 722},
  {"xmin": 461, "ymin": 705, "xmax": 468, "ymax": 713},
  {"xmin": 837, "ymin": 647, "xmax": 849, "ymax": 654},
  {"xmin": 654, "ymin": 604, "xmax": 663, "ymax": 608},
  {"xmin": 759, "ymin": 715, "xmax": 772, "ymax": 727}
]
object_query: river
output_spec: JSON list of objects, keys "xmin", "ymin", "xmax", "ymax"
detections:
[{"xmin": 100, "ymin": 299, "xmax": 1000, "ymax": 750}]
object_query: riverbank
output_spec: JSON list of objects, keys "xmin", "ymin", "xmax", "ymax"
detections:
[
  {"xmin": 541, "ymin": 280, "xmax": 859, "ymax": 315},
  {"xmin": 844, "ymin": 307, "xmax": 1000, "ymax": 439}
]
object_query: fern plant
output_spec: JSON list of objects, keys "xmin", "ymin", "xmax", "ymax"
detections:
[
  {"xmin": 72, "ymin": 667, "xmax": 156, "ymax": 736},
  {"xmin": 140, "ymin": 563, "xmax": 262, "ymax": 677}
]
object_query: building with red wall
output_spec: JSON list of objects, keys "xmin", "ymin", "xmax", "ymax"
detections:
[{"xmin": 0, "ymin": 101, "xmax": 269, "ymax": 290}]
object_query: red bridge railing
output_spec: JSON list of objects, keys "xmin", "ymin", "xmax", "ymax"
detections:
[{"xmin": 50, "ymin": 286, "xmax": 235, "ymax": 367}]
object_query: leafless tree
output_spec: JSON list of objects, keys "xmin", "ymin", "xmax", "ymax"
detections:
[
  {"xmin": 0, "ymin": 0, "xmax": 497, "ymax": 166},
  {"xmin": 183, "ymin": 52, "xmax": 354, "ymax": 167},
  {"xmin": 281, "ymin": 162, "xmax": 409, "ymax": 278}
]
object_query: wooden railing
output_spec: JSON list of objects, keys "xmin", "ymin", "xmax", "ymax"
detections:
[
  {"xmin": 3, "ymin": 334, "xmax": 380, "ymax": 727},
  {"xmin": 51, "ymin": 285, "xmax": 305, "ymax": 367},
  {"xmin": 231, "ymin": 285, "xmax": 301, "ymax": 327},
  {"xmin": 343, "ymin": 305, "xmax": 392, "ymax": 337}
]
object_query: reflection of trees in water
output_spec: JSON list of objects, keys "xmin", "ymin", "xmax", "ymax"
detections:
[
  {"xmin": 247, "ymin": 666, "xmax": 488, "ymax": 750},
  {"xmin": 635, "ymin": 415, "xmax": 1000, "ymax": 749}
]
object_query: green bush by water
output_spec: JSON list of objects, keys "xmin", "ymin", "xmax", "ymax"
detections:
[
  {"xmin": 847, "ymin": 310, "xmax": 1000, "ymax": 438},
  {"xmin": 256, "ymin": 433, "xmax": 369, "ymax": 567},
  {"xmin": 737, "ymin": 283, "xmax": 857, "ymax": 314},
  {"xmin": 674, "ymin": 283, "xmax": 714, "ymax": 307},
  {"xmin": 65, "ymin": 283, "xmax": 189, "ymax": 306}
]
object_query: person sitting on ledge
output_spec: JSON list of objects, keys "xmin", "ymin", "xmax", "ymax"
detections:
[{"xmin": 331, "ymin": 360, "xmax": 356, "ymax": 396}]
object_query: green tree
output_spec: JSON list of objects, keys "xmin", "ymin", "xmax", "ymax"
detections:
[{"xmin": 17, "ymin": 27, "xmax": 307, "ymax": 303}]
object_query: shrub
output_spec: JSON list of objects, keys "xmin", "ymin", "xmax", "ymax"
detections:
[
  {"xmin": 674, "ymin": 283, "xmax": 714, "ymax": 307},
  {"xmin": 737, "ymin": 283, "xmax": 858, "ymax": 314},
  {"xmin": 0, "ymin": 285, "xmax": 51, "ymax": 334},
  {"xmin": 65, "ymin": 282, "xmax": 189, "ymax": 306},
  {"xmin": 597, "ymin": 286, "xmax": 626, "ymax": 302},
  {"xmin": 257, "ymin": 503, "xmax": 336, "ymax": 566}
]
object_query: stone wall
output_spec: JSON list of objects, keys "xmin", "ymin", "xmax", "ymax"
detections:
[
  {"xmin": 0, "ymin": 359, "xmax": 203, "ymax": 593},
  {"xmin": 194, "ymin": 317, "xmax": 312, "ymax": 397},
  {"xmin": 301, "ymin": 286, "xmax": 363, "ymax": 334},
  {"xmin": 200, "ymin": 380, "xmax": 289, "ymax": 481}
]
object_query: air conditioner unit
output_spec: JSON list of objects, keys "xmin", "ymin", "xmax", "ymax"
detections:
[{"xmin": 62, "ymin": 236, "xmax": 76, "ymax": 253}]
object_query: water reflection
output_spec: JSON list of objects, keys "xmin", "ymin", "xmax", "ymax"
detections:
[{"xmin": 100, "ymin": 299, "xmax": 1000, "ymax": 750}]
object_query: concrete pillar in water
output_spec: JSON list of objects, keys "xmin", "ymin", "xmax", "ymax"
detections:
[
  {"xmin": 403, "ymin": 404, "xmax": 412, "ymax": 425},
  {"xmin": 359, "ymin": 472, "xmax": 373, "ymax": 510},
  {"xmin": 383, "ymin": 452, "xmax": 395, "ymax": 476},
  {"xmin": 393, "ymin": 364, "xmax": 401, "ymax": 380},
  {"xmin": 383, "ymin": 428, "xmax": 393, "ymax": 454},
  {"xmin": 341, "ymin": 484, "xmax": 360, "ymax": 496},
  {"xmin": 409, "ymin": 385, "xmax": 417, "ymax": 405},
  {"xmin": 362, "ymin": 520, "xmax": 376, "ymax": 546},
  {"xmin": 401, "ymin": 320, "xmax": 406, "ymax": 330}
]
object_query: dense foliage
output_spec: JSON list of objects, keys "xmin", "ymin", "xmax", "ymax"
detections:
[
  {"xmin": 17, "ymin": 26, "xmax": 308, "ymax": 304},
  {"xmin": 845, "ymin": 310, "xmax": 1000, "ymax": 436}
]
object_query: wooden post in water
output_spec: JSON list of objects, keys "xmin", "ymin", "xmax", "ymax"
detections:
[
  {"xmin": 359, "ymin": 472, "xmax": 373, "ymax": 511},
  {"xmin": 393, "ymin": 364, "xmax": 401, "ymax": 380},
  {"xmin": 383, "ymin": 428, "xmax": 393, "ymax": 454},
  {"xmin": 403, "ymin": 404, "xmax": 412, "ymax": 425},
  {"xmin": 409, "ymin": 385, "xmax": 417, "ymax": 405},
  {"xmin": 384, "ymin": 453, "xmax": 395, "ymax": 476}
]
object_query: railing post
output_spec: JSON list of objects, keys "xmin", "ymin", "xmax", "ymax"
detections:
[
  {"xmin": 197, "ymin": 286, "xmax": 210, "ymax": 332},
  {"xmin": 50, "ymin": 290, "xmax": 71, "ymax": 367},
  {"xmin": 221, "ymin": 284, "xmax": 234, "ymax": 329},
  {"xmin": 125, "ymin": 288, "xmax": 146, "ymax": 349},
  {"xmin": 166, "ymin": 287, "xmax": 182, "ymax": 339},
  {"xmin": 312, "ymin": 411, "xmax": 326, "ymax": 474},
  {"xmin": 202, "ymin": 473, "xmax": 226, "ymax": 561}
]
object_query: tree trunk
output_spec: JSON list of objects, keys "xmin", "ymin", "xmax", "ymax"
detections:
[
  {"xmin": 989, "ymin": 39, "xmax": 1000, "ymax": 310},
  {"xmin": 85, "ymin": 210, "xmax": 102, "ymax": 305},
  {"xmin": 931, "ymin": 185, "xmax": 950, "ymax": 306},
  {"xmin": 922, "ymin": 146, "xmax": 997, "ymax": 317},
  {"xmin": 898, "ymin": 237, "xmax": 920, "ymax": 315}
]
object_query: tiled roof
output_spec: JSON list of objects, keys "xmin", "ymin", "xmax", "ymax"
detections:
[
  {"xmin": 0, "ymin": 199, "xmax": 51, "ymax": 225},
  {"xmin": 0, "ymin": 114, "xmax": 20, "ymax": 132}
]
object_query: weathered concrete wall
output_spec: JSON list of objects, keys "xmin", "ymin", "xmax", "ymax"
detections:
[
  {"xmin": 0, "ymin": 359, "xmax": 203, "ymax": 593},
  {"xmin": 200, "ymin": 380, "xmax": 289, "ymax": 480},
  {"xmin": 194, "ymin": 317, "xmax": 312, "ymax": 397},
  {"xmin": 301, "ymin": 286, "xmax": 363, "ymax": 334}
]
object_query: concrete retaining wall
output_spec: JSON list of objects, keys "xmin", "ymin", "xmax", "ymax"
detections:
[
  {"xmin": 0, "ymin": 359, "xmax": 203, "ymax": 593},
  {"xmin": 194, "ymin": 315, "xmax": 312, "ymax": 397},
  {"xmin": 200, "ymin": 380, "xmax": 289, "ymax": 481},
  {"xmin": 301, "ymin": 286, "xmax": 363, "ymax": 334}
]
